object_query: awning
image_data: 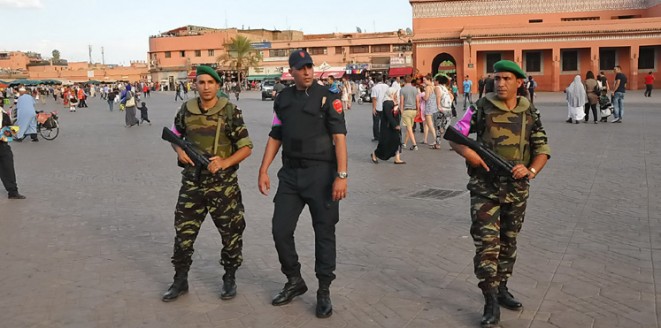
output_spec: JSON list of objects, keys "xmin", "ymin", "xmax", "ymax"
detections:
[
  {"xmin": 388, "ymin": 67, "xmax": 414, "ymax": 77},
  {"xmin": 313, "ymin": 71, "xmax": 323, "ymax": 79},
  {"xmin": 187, "ymin": 71, "xmax": 196, "ymax": 79},
  {"xmin": 247, "ymin": 73, "xmax": 281, "ymax": 81},
  {"xmin": 321, "ymin": 70, "xmax": 345, "ymax": 79},
  {"xmin": 280, "ymin": 72, "xmax": 294, "ymax": 81}
]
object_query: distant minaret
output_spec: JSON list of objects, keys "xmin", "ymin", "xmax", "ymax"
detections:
[
  {"xmin": 101, "ymin": 47, "xmax": 105, "ymax": 65},
  {"xmin": 88, "ymin": 45, "xmax": 92, "ymax": 64}
]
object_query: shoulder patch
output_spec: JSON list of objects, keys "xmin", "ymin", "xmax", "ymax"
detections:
[{"xmin": 332, "ymin": 99, "xmax": 343, "ymax": 114}]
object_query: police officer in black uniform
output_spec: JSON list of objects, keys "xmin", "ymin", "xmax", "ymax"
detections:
[
  {"xmin": 258, "ymin": 50, "xmax": 348, "ymax": 319},
  {"xmin": 0, "ymin": 104, "xmax": 25, "ymax": 199}
]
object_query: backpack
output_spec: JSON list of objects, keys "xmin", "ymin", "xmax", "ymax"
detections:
[{"xmin": 440, "ymin": 87, "xmax": 452, "ymax": 109}]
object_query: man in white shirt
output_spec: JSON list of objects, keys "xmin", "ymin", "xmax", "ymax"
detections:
[{"xmin": 370, "ymin": 76, "xmax": 390, "ymax": 141}]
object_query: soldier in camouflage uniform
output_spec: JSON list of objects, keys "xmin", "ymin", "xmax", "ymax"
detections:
[
  {"xmin": 450, "ymin": 60, "xmax": 550, "ymax": 328},
  {"xmin": 162, "ymin": 65, "xmax": 253, "ymax": 302}
]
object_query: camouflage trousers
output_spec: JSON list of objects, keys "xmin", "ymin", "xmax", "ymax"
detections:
[
  {"xmin": 171, "ymin": 172, "xmax": 246, "ymax": 273},
  {"xmin": 468, "ymin": 175, "xmax": 528, "ymax": 291}
]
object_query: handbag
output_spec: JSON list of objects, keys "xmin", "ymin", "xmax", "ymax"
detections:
[{"xmin": 125, "ymin": 91, "xmax": 135, "ymax": 107}]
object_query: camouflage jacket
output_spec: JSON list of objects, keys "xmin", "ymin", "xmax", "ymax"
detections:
[
  {"xmin": 467, "ymin": 93, "xmax": 551, "ymax": 201},
  {"xmin": 173, "ymin": 97, "xmax": 252, "ymax": 176}
]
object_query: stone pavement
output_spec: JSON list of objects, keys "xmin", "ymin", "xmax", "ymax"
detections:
[{"xmin": 1, "ymin": 89, "xmax": 660, "ymax": 328}]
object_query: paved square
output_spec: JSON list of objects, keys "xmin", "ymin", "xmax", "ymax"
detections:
[{"xmin": 1, "ymin": 90, "xmax": 659, "ymax": 328}]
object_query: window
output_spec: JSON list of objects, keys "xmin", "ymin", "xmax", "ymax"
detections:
[
  {"xmin": 561, "ymin": 50, "xmax": 578, "ymax": 72},
  {"xmin": 269, "ymin": 49, "xmax": 288, "ymax": 57},
  {"xmin": 165, "ymin": 51, "xmax": 171, "ymax": 58},
  {"xmin": 194, "ymin": 50, "xmax": 201, "ymax": 57},
  {"xmin": 599, "ymin": 49, "xmax": 616, "ymax": 71},
  {"xmin": 639, "ymin": 47, "xmax": 656, "ymax": 70},
  {"xmin": 561, "ymin": 17, "xmax": 599, "ymax": 21},
  {"xmin": 485, "ymin": 53, "xmax": 501, "ymax": 73},
  {"xmin": 393, "ymin": 44, "xmax": 412, "ymax": 52},
  {"xmin": 180, "ymin": 50, "xmax": 185, "ymax": 57},
  {"xmin": 371, "ymin": 44, "xmax": 390, "ymax": 53},
  {"xmin": 529, "ymin": 19, "xmax": 543, "ymax": 23},
  {"xmin": 350, "ymin": 45, "xmax": 369, "ymax": 54},
  {"xmin": 335, "ymin": 46, "xmax": 344, "ymax": 54},
  {"xmin": 309, "ymin": 47, "xmax": 327, "ymax": 55},
  {"xmin": 208, "ymin": 49, "xmax": 214, "ymax": 56},
  {"xmin": 525, "ymin": 51, "xmax": 542, "ymax": 73},
  {"xmin": 617, "ymin": 15, "xmax": 640, "ymax": 19}
]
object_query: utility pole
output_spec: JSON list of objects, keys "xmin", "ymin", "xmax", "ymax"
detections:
[
  {"xmin": 101, "ymin": 47, "xmax": 105, "ymax": 65},
  {"xmin": 88, "ymin": 45, "xmax": 92, "ymax": 64}
]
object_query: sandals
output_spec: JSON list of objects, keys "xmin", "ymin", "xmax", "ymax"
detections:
[
  {"xmin": 429, "ymin": 144, "xmax": 441, "ymax": 150},
  {"xmin": 370, "ymin": 153, "xmax": 378, "ymax": 164},
  {"xmin": 394, "ymin": 161, "xmax": 407, "ymax": 165}
]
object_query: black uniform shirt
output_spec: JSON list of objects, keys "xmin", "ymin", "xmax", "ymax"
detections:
[{"xmin": 269, "ymin": 83, "xmax": 346, "ymax": 161}]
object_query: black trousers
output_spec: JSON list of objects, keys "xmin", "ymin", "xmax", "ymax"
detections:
[
  {"xmin": 645, "ymin": 84, "xmax": 653, "ymax": 97},
  {"xmin": 272, "ymin": 160, "xmax": 339, "ymax": 284},
  {"xmin": 584, "ymin": 103, "xmax": 598, "ymax": 122},
  {"xmin": 0, "ymin": 143, "xmax": 18, "ymax": 195},
  {"xmin": 372, "ymin": 111, "xmax": 382, "ymax": 140}
]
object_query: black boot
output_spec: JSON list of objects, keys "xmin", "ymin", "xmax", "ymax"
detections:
[
  {"xmin": 316, "ymin": 287, "xmax": 333, "ymax": 318},
  {"xmin": 220, "ymin": 268, "xmax": 237, "ymax": 300},
  {"xmin": 497, "ymin": 281, "xmax": 523, "ymax": 310},
  {"xmin": 566, "ymin": 118, "xmax": 572, "ymax": 123},
  {"xmin": 162, "ymin": 271, "xmax": 189, "ymax": 302},
  {"xmin": 272, "ymin": 276, "xmax": 308, "ymax": 306},
  {"xmin": 481, "ymin": 289, "xmax": 500, "ymax": 328}
]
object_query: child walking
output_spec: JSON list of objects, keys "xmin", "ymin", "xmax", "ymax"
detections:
[{"xmin": 137, "ymin": 102, "xmax": 151, "ymax": 125}]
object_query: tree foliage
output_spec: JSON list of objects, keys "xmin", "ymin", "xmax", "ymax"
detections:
[{"xmin": 217, "ymin": 35, "xmax": 262, "ymax": 86}]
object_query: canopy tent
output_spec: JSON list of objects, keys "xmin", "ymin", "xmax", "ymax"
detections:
[
  {"xmin": 8, "ymin": 79, "xmax": 42, "ymax": 86},
  {"xmin": 280, "ymin": 72, "xmax": 294, "ymax": 81}
]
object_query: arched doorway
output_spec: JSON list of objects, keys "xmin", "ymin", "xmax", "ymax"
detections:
[{"xmin": 431, "ymin": 53, "xmax": 457, "ymax": 78}]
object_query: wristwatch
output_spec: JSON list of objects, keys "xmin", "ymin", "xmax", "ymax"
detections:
[
  {"xmin": 529, "ymin": 167, "xmax": 537, "ymax": 176},
  {"xmin": 336, "ymin": 171, "xmax": 348, "ymax": 179}
]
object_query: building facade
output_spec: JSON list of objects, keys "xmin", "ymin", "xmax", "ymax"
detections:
[
  {"xmin": 148, "ymin": 26, "xmax": 415, "ymax": 85},
  {"xmin": 411, "ymin": 0, "xmax": 661, "ymax": 91}
]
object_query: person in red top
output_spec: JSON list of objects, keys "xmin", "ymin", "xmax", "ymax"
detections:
[{"xmin": 644, "ymin": 72, "xmax": 655, "ymax": 97}]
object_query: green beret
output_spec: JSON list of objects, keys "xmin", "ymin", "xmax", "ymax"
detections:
[
  {"xmin": 196, "ymin": 65, "xmax": 221, "ymax": 83},
  {"xmin": 493, "ymin": 60, "xmax": 526, "ymax": 79}
]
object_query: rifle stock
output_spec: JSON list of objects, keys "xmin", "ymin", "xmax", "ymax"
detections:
[{"xmin": 443, "ymin": 126, "xmax": 514, "ymax": 175}]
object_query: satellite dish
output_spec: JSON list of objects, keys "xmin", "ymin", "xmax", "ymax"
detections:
[
  {"xmin": 405, "ymin": 28, "xmax": 413, "ymax": 35},
  {"xmin": 356, "ymin": 26, "xmax": 362, "ymax": 33}
]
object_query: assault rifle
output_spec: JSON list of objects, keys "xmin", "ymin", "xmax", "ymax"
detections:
[
  {"xmin": 443, "ymin": 125, "xmax": 515, "ymax": 176},
  {"xmin": 162, "ymin": 127, "xmax": 210, "ymax": 181}
]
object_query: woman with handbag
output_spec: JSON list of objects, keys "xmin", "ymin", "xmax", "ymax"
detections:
[
  {"xmin": 121, "ymin": 85, "xmax": 139, "ymax": 127},
  {"xmin": 371, "ymin": 87, "xmax": 406, "ymax": 164}
]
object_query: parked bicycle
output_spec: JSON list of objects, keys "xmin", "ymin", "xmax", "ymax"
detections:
[{"xmin": 36, "ymin": 110, "xmax": 59, "ymax": 140}]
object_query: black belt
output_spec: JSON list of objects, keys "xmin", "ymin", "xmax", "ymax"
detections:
[
  {"xmin": 404, "ymin": 108, "xmax": 416, "ymax": 111},
  {"xmin": 282, "ymin": 157, "xmax": 331, "ymax": 169}
]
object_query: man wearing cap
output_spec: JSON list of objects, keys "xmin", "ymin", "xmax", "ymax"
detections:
[
  {"xmin": 162, "ymin": 65, "xmax": 253, "ymax": 302},
  {"xmin": 449, "ymin": 60, "xmax": 550, "ymax": 328},
  {"xmin": 258, "ymin": 50, "xmax": 347, "ymax": 319}
]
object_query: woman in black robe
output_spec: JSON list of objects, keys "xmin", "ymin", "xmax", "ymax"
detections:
[{"xmin": 371, "ymin": 87, "xmax": 405, "ymax": 164}]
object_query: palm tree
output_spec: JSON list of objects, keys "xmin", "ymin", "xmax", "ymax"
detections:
[{"xmin": 217, "ymin": 35, "xmax": 262, "ymax": 89}]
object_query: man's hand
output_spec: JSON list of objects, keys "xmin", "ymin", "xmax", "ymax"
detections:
[
  {"xmin": 207, "ymin": 156, "xmax": 227, "ymax": 174},
  {"xmin": 258, "ymin": 172, "xmax": 271, "ymax": 196},
  {"xmin": 466, "ymin": 151, "xmax": 489, "ymax": 171},
  {"xmin": 511, "ymin": 164, "xmax": 531, "ymax": 180},
  {"xmin": 332, "ymin": 177, "xmax": 347, "ymax": 201},
  {"xmin": 177, "ymin": 149, "xmax": 194, "ymax": 166},
  {"xmin": 394, "ymin": 125, "xmax": 401, "ymax": 131}
]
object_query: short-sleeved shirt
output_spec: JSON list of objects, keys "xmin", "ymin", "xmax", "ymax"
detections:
[
  {"xmin": 273, "ymin": 82, "xmax": 286, "ymax": 95},
  {"xmin": 370, "ymin": 82, "xmax": 389, "ymax": 112},
  {"xmin": 645, "ymin": 74, "xmax": 655, "ymax": 85},
  {"xmin": 400, "ymin": 84, "xmax": 418, "ymax": 109},
  {"xmin": 463, "ymin": 80, "xmax": 473, "ymax": 93},
  {"xmin": 615, "ymin": 73, "xmax": 627, "ymax": 93}
]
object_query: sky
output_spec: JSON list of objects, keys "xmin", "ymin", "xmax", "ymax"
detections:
[{"xmin": 1, "ymin": 0, "xmax": 413, "ymax": 65}]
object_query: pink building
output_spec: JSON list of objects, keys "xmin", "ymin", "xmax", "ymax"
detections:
[{"xmin": 411, "ymin": 0, "xmax": 661, "ymax": 91}]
